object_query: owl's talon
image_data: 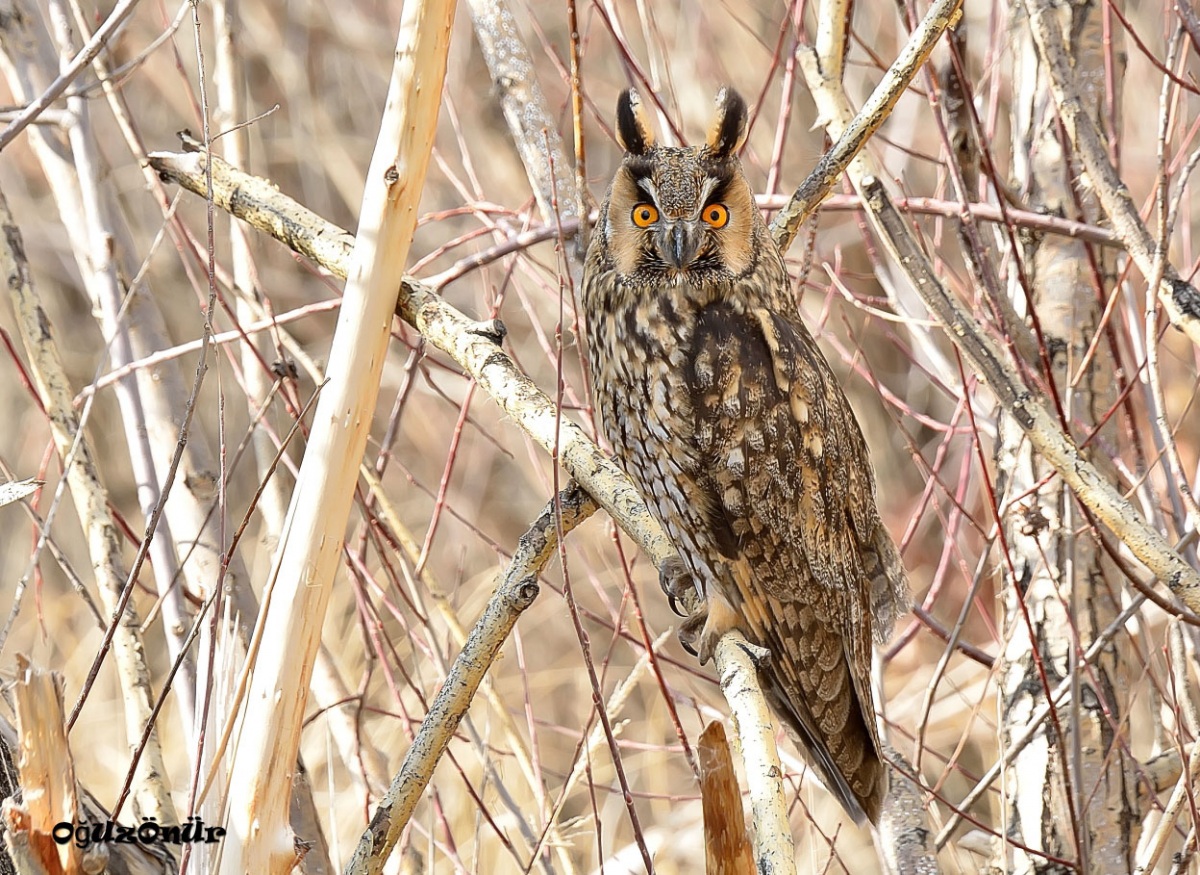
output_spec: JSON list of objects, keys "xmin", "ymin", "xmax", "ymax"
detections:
[
  {"xmin": 659, "ymin": 555, "xmax": 697, "ymax": 618},
  {"xmin": 468, "ymin": 318, "xmax": 507, "ymax": 345},
  {"xmin": 678, "ymin": 608, "xmax": 708, "ymax": 660}
]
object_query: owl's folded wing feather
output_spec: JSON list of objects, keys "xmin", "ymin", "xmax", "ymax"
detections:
[{"xmin": 687, "ymin": 299, "xmax": 904, "ymax": 823}]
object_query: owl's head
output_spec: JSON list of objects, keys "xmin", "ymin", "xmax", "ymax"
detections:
[{"xmin": 600, "ymin": 87, "xmax": 762, "ymax": 284}]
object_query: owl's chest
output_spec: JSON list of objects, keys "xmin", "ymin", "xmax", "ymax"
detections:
[{"xmin": 586, "ymin": 288, "xmax": 711, "ymax": 469}]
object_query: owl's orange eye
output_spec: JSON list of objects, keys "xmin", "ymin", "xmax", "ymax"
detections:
[
  {"xmin": 702, "ymin": 204, "xmax": 729, "ymax": 228},
  {"xmin": 631, "ymin": 203, "xmax": 659, "ymax": 227}
]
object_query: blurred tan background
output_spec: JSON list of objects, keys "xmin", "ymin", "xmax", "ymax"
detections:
[{"xmin": 2, "ymin": 0, "xmax": 1198, "ymax": 872}]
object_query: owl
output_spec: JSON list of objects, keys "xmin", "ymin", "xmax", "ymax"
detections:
[{"xmin": 581, "ymin": 87, "xmax": 910, "ymax": 825}]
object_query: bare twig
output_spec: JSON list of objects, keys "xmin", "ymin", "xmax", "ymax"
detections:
[
  {"xmin": 148, "ymin": 147, "xmax": 677, "ymax": 571},
  {"xmin": 0, "ymin": 0, "xmax": 140, "ymax": 149},
  {"xmin": 862, "ymin": 179, "xmax": 1200, "ymax": 608},
  {"xmin": 1134, "ymin": 621, "xmax": 1200, "ymax": 874}
]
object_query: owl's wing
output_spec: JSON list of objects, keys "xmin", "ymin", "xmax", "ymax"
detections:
[
  {"xmin": 688, "ymin": 300, "xmax": 885, "ymax": 610},
  {"xmin": 716, "ymin": 300, "xmax": 907, "ymax": 620},
  {"xmin": 688, "ymin": 299, "xmax": 900, "ymax": 821}
]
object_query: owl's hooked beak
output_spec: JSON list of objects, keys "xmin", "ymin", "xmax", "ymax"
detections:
[{"xmin": 657, "ymin": 221, "xmax": 702, "ymax": 270}]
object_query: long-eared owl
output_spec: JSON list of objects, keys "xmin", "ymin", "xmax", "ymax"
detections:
[{"xmin": 581, "ymin": 87, "xmax": 910, "ymax": 825}]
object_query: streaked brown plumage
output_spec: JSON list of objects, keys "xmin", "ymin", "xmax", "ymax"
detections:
[{"xmin": 581, "ymin": 87, "xmax": 909, "ymax": 825}]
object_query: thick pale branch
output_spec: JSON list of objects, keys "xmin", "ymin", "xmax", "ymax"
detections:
[
  {"xmin": 1, "ymin": 192, "xmax": 175, "ymax": 827},
  {"xmin": 714, "ymin": 635, "xmax": 796, "ymax": 874},
  {"xmin": 466, "ymin": 0, "xmax": 579, "ymax": 226},
  {"xmin": 218, "ymin": 2, "xmax": 455, "ymax": 872},
  {"xmin": 878, "ymin": 746, "xmax": 939, "ymax": 873}
]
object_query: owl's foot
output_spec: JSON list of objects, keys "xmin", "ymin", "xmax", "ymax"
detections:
[
  {"xmin": 658, "ymin": 555, "xmax": 698, "ymax": 617},
  {"xmin": 678, "ymin": 591, "xmax": 742, "ymax": 665}
]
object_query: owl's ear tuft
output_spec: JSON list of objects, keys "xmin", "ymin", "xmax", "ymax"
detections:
[
  {"xmin": 706, "ymin": 87, "xmax": 748, "ymax": 158},
  {"xmin": 616, "ymin": 89, "xmax": 655, "ymax": 155}
]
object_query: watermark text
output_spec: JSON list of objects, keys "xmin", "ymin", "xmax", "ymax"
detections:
[{"xmin": 53, "ymin": 817, "xmax": 225, "ymax": 850}]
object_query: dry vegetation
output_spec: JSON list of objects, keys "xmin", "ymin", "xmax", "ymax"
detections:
[{"xmin": 1, "ymin": 0, "xmax": 1199, "ymax": 873}]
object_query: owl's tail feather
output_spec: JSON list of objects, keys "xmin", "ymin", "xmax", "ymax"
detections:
[{"xmin": 760, "ymin": 671, "xmax": 885, "ymax": 826}]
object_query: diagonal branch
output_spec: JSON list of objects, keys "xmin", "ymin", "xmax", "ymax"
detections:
[
  {"xmin": 466, "ymin": 0, "xmax": 580, "ymax": 226},
  {"xmin": 149, "ymin": 145, "xmax": 808, "ymax": 871},
  {"xmin": 769, "ymin": 0, "xmax": 964, "ymax": 252},
  {"xmin": 781, "ymin": 0, "xmax": 1200, "ymax": 617},
  {"xmin": 345, "ymin": 483, "xmax": 598, "ymax": 872},
  {"xmin": 1022, "ymin": 0, "xmax": 1200, "ymax": 347},
  {"xmin": 862, "ymin": 177, "xmax": 1200, "ymax": 608},
  {"xmin": 147, "ymin": 145, "xmax": 678, "ymax": 573}
]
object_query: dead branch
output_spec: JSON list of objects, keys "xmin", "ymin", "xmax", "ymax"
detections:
[
  {"xmin": 465, "ymin": 0, "xmax": 580, "ymax": 227},
  {"xmin": 2, "ymin": 657, "xmax": 176, "ymax": 875},
  {"xmin": 861, "ymin": 179, "xmax": 1200, "ymax": 609},
  {"xmin": 699, "ymin": 722, "xmax": 755, "ymax": 875},
  {"xmin": 0, "ymin": 190, "xmax": 175, "ymax": 827},
  {"xmin": 769, "ymin": 0, "xmax": 963, "ymax": 252}
]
